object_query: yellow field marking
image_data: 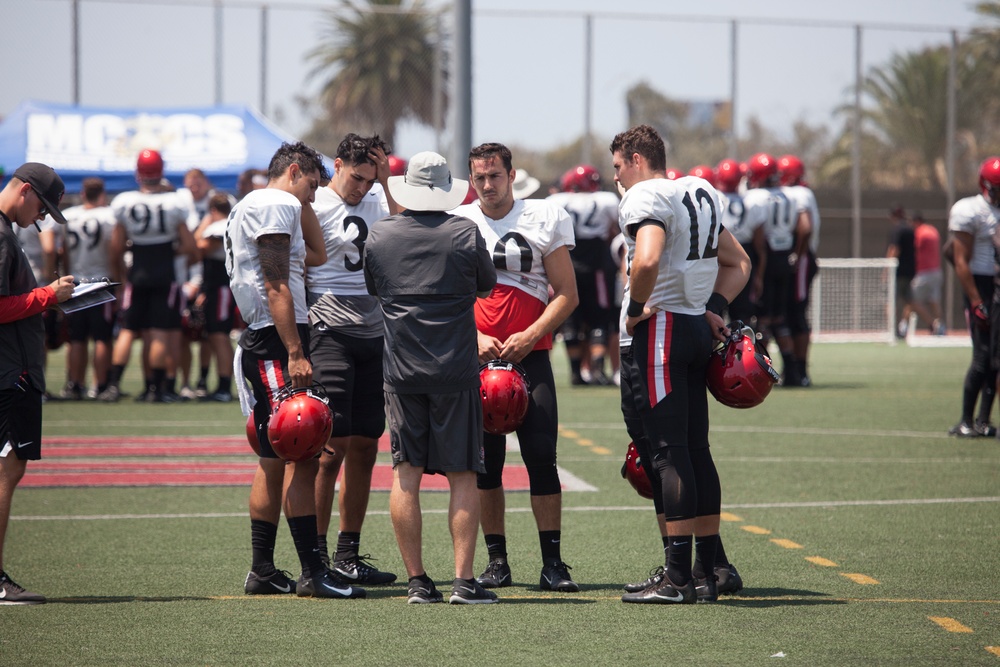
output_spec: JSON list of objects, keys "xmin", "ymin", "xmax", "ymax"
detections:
[
  {"xmin": 805, "ymin": 556, "xmax": 838, "ymax": 567},
  {"xmin": 770, "ymin": 538, "xmax": 803, "ymax": 549},
  {"xmin": 577, "ymin": 438, "xmax": 594, "ymax": 446},
  {"xmin": 928, "ymin": 616, "xmax": 974, "ymax": 633},
  {"xmin": 841, "ymin": 573, "xmax": 879, "ymax": 585},
  {"xmin": 561, "ymin": 429, "xmax": 579, "ymax": 438},
  {"xmin": 985, "ymin": 646, "xmax": 1000, "ymax": 656},
  {"xmin": 741, "ymin": 525, "xmax": 771, "ymax": 535},
  {"xmin": 720, "ymin": 512, "xmax": 742, "ymax": 522},
  {"xmin": 591, "ymin": 446, "xmax": 612, "ymax": 455}
]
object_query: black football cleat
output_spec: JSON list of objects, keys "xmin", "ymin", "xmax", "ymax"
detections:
[
  {"xmin": 621, "ymin": 573, "xmax": 696, "ymax": 604},
  {"xmin": 449, "ymin": 578, "xmax": 498, "ymax": 604},
  {"xmin": 624, "ymin": 566, "xmax": 665, "ymax": 593},
  {"xmin": 332, "ymin": 554, "xmax": 397, "ymax": 586},
  {"xmin": 244, "ymin": 569, "xmax": 297, "ymax": 595},
  {"xmin": 476, "ymin": 557, "xmax": 512, "ymax": 588},
  {"xmin": 539, "ymin": 561, "xmax": 579, "ymax": 592},
  {"xmin": 296, "ymin": 571, "xmax": 366, "ymax": 599}
]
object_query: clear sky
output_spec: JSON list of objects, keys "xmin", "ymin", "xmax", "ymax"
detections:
[{"xmin": 0, "ymin": 0, "xmax": 986, "ymax": 161}]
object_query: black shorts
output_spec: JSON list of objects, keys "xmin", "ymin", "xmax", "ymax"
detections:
[
  {"xmin": 203, "ymin": 286, "xmax": 237, "ymax": 334},
  {"xmin": 0, "ymin": 386, "xmax": 43, "ymax": 460},
  {"xmin": 122, "ymin": 283, "xmax": 183, "ymax": 331},
  {"xmin": 627, "ymin": 311, "xmax": 712, "ymax": 453},
  {"xmin": 573, "ymin": 268, "xmax": 613, "ymax": 333},
  {"xmin": 240, "ymin": 324, "xmax": 313, "ymax": 460},
  {"xmin": 67, "ymin": 301, "xmax": 115, "ymax": 343},
  {"xmin": 385, "ymin": 388, "xmax": 485, "ymax": 474},
  {"xmin": 309, "ymin": 327, "xmax": 385, "ymax": 439},
  {"xmin": 760, "ymin": 249, "xmax": 794, "ymax": 321}
]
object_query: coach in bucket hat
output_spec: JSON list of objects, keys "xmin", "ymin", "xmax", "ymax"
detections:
[
  {"xmin": 10, "ymin": 163, "xmax": 68, "ymax": 224},
  {"xmin": 387, "ymin": 151, "xmax": 469, "ymax": 212}
]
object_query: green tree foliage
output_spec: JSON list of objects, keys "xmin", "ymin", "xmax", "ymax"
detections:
[{"xmin": 301, "ymin": 0, "xmax": 445, "ymax": 155}]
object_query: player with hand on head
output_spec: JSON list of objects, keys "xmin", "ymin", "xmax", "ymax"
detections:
[
  {"xmin": 947, "ymin": 157, "xmax": 1000, "ymax": 437},
  {"xmin": 455, "ymin": 143, "xmax": 581, "ymax": 593},
  {"xmin": 307, "ymin": 133, "xmax": 400, "ymax": 586},
  {"xmin": 611, "ymin": 125, "xmax": 750, "ymax": 604}
]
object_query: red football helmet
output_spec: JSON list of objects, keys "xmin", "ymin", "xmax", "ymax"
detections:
[
  {"xmin": 688, "ymin": 164, "xmax": 717, "ymax": 188},
  {"xmin": 246, "ymin": 413, "xmax": 262, "ymax": 457},
  {"xmin": 479, "ymin": 360, "xmax": 530, "ymax": 435},
  {"xmin": 137, "ymin": 149, "xmax": 164, "ymax": 180},
  {"xmin": 746, "ymin": 153, "xmax": 779, "ymax": 189},
  {"xmin": 778, "ymin": 154, "xmax": 805, "ymax": 186},
  {"xmin": 620, "ymin": 441, "xmax": 654, "ymax": 500},
  {"xmin": 462, "ymin": 182, "xmax": 479, "ymax": 205},
  {"xmin": 267, "ymin": 387, "xmax": 333, "ymax": 461},
  {"xmin": 715, "ymin": 158, "xmax": 742, "ymax": 192},
  {"xmin": 388, "ymin": 154, "xmax": 408, "ymax": 177},
  {"xmin": 664, "ymin": 167, "xmax": 684, "ymax": 180},
  {"xmin": 706, "ymin": 322, "xmax": 780, "ymax": 409},
  {"xmin": 561, "ymin": 164, "xmax": 602, "ymax": 193},
  {"xmin": 979, "ymin": 156, "xmax": 1000, "ymax": 206}
]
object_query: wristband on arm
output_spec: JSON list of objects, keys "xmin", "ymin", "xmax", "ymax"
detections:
[
  {"xmin": 705, "ymin": 292, "xmax": 728, "ymax": 317},
  {"xmin": 626, "ymin": 299, "xmax": 646, "ymax": 318}
]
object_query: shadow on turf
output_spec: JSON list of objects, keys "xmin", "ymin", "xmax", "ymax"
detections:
[
  {"xmin": 49, "ymin": 595, "xmax": 215, "ymax": 604},
  {"xmin": 722, "ymin": 587, "xmax": 845, "ymax": 607}
]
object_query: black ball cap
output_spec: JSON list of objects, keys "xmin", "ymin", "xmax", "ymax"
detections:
[{"xmin": 12, "ymin": 162, "xmax": 67, "ymax": 224}]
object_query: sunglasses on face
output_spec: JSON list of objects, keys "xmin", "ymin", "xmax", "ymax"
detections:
[{"xmin": 30, "ymin": 187, "xmax": 49, "ymax": 218}]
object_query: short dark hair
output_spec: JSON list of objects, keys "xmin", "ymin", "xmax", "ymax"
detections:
[
  {"xmin": 468, "ymin": 143, "xmax": 513, "ymax": 174},
  {"xmin": 267, "ymin": 141, "xmax": 330, "ymax": 182},
  {"xmin": 208, "ymin": 193, "xmax": 232, "ymax": 216},
  {"xmin": 610, "ymin": 125, "xmax": 666, "ymax": 172},
  {"xmin": 81, "ymin": 177, "xmax": 105, "ymax": 204},
  {"xmin": 335, "ymin": 133, "xmax": 390, "ymax": 167}
]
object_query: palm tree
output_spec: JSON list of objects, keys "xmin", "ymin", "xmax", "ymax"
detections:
[{"xmin": 303, "ymin": 0, "xmax": 445, "ymax": 153}]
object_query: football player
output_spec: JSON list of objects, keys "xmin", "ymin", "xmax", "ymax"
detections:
[
  {"xmin": 778, "ymin": 155, "xmax": 821, "ymax": 386},
  {"xmin": 947, "ymin": 156, "xmax": 1000, "ymax": 437},
  {"xmin": 103, "ymin": 150, "xmax": 198, "ymax": 403},
  {"xmin": 611, "ymin": 124, "xmax": 750, "ymax": 604},
  {"xmin": 454, "ymin": 143, "xmax": 581, "ymax": 593},
  {"xmin": 546, "ymin": 164, "xmax": 620, "ymax": 385},
  {"xmin": 306, "ymin": 134, "xmax": 399, "ymax": 586},
  {"xmin": 743, "ymin": 153, "xmax": 811, "ymax": 386},
  {"xmin": 227, "ymin": 142, "xmax": 365, "ymax": 599},
  {"xmin": 60, "ymin": 177, "xmax": 120, "ymax": 399}
]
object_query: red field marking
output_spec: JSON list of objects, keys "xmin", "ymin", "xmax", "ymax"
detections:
[{"xmin": 24, "ymin": 435, "xmax": 531, "ymax": 489}]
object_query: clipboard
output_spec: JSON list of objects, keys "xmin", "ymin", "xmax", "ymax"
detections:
[{"xmin": 55, "ymin": 280, "xmax": 120, "ymax": 315}]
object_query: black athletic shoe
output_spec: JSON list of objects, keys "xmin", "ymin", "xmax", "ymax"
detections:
[
  {"xmin": 244, "ymin": 569, "xmax": 297, "ymax": 595},
  {"xmin": 407, "ymin": 578, "xmax": 444, "ymax": 604},
  {"xmin": 693, "ymin": 572, "xmax": 718, "ymax": 603},
  {"xmin": 476, "ymin": 557, "xmax": 512, "ymax": 588},
  {"xmin": 975, "ymin": 421, "xmax": 997, "ymax": 437},
  {"xmin": 716, "ymin": 563, "xmax": 744, "ymax": 595},
  {"xmin": 296, "ymin": 570, "xmax": 366, "ymax": 599},
  {"xmin": 449, "ymin": 578, "xmax": 498, "ymax": 604},
  {"xmin": 624, "ymin": 566, "xmax": 665, "ymax": 593},
  {"xmin": 621, "ymin": 574, "xmax": 696, "ymax": 604},
  {"xmin": 332, "ymin": 554, "xmax": 398, "ymax": 585},
  {"xmin": 539, "ymin": 561, "xmax": 579, "ymax": 592},
  {"xmin": 0, "ymin": 572, "xmax": 45, "ymax": 605},
  {"xmin": 96, "ymin": 385, "xmax": 120, "ymax": 403},
  {"xmin": 948, "ymin": 421, "xmax": 979, "ymax": 437}
]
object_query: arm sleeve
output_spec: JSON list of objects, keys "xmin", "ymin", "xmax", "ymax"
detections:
[{"xmin": 0, "ymin": 287, "xmax": 57, "ymax": 323}]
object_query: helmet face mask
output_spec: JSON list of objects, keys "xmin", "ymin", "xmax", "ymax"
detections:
[
  {"xmin": 266, "ymin": 386, "xmax": 333, "ymax": 461},
  {"xmin": 479, "ymin": 359, "xmax": 530, "ymax": 435},
  {"xmin": 706, "ymin": 322, "xmax": 780, "ymax": 409},
  {"xmin": 620, "ymin": 441, "xmax": 654, "ymax": 499}
]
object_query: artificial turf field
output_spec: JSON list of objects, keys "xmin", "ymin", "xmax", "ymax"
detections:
[{"xmin": 2, "ymin": 342, "xmax": 998, "ymax": 666}]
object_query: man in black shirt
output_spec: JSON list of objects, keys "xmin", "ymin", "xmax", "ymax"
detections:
[{"xmin": 886, "ymin": 206, "xmax": 916, "ymax": 338}]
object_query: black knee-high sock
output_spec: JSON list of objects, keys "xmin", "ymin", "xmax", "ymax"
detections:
[
  {"xmin": 287, "ymin": 515, "xmax": 324, "ymax": 578},
  {"xmin": 539, "ymin": 530, "xmax": 562, "ymax": 564},
  {"xmin": 666, "ymin": 535, "xmax": 693, "ymax": 585},
  {"xmin": 693, "ymin": 534, "xmax": 719, "ymax": 581},
  {"xmin": 334, "ymin": 531, "xmax": 361, "ymax": 562},
  {"xmin": 251, "ymin": 519, "xmax": 279, "ymax": 574}
]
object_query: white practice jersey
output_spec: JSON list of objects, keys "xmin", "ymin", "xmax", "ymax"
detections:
[
  {"xmin": 453, "ymin": 199, "xmax": 575, "ymax": 304},
  {"xmin": 785, "ymin": 184, "xmax": 821, "ymax": 254},
  {"xmin": 545, "ymin": 190, "xmax": 619, "ymax": 241},
  {"xmin": 741, "ymin": 186, "xmax": 799, "ymax": 252},
  {"xmin": 111, "ymin": 190, "xmax": 191, "ymax": 247},
  {"xmin": 949, "ymin": 194, "xmax": 1000, "ymax": 276},
  {"xmin": 618, "ymin": 175, "xmax": 723, "ymax": 317},
  {"xmin": 306, "ymin": 185, "xmax": 389, "ymax": 296},
  {"xmin": 225, "ymin": 188, "xmax": 308, "ymax": 329},
  {"xmin": 720, "ymin": 191, "xmax": 755, "ymax": 245},
  {"xmin": 200, "ymin": 219, "xmax": 228, "ymax": 262},
  {"xmin": 62, "ymin": 204, "xmax": 118, "ymax": 281},
  {"xmin": 13, "ymin": 215, "xmax": 59, "ymax": 284}
]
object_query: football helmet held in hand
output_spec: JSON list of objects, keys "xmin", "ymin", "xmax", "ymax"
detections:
[
  {"xmin": 620, "ymin": 441, "xmax": 654, "ymax": 500},
  {"xmin": 706, "ymin": 321, "xmax": 779, "ymax": 408},
  {"xmin": 480, "ymin": 359, "xmax": 530, "ymax": 435},
  {"xmin": 267, "ymin": 386, "xmax": 333, "ymax": 461},
  {"xmin": 246, "ymin": 413, "xmax": 262, "ymax": 457}
]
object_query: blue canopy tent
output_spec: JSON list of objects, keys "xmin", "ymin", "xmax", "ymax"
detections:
[{"xmin": 0, "ymin": 100, "xmax": 327, "ymax": 194}]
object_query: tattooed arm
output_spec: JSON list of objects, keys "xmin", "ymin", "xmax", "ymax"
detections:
[{"xmin": 259, "ymin": 233, "xmax": 311, "ymax": 387}]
